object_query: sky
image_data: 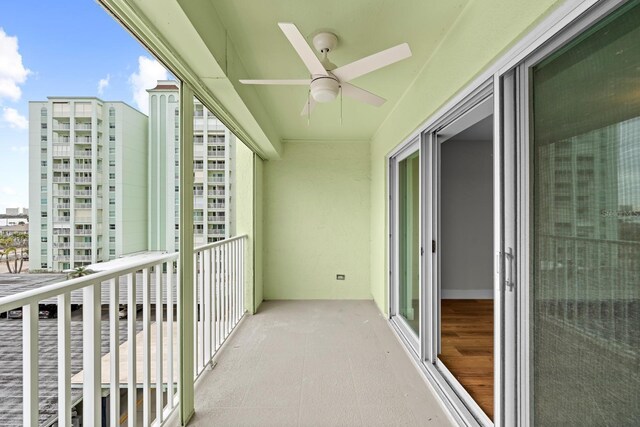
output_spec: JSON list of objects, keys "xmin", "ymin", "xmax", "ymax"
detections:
[{"xmin": 0, "ymin": 1, "xmax": 171, "ymax": 213}]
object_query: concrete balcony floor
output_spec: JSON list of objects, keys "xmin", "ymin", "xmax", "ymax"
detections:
[{"xmin": 176, "ymin": 300, "xmax": 452, "ymax": 426}]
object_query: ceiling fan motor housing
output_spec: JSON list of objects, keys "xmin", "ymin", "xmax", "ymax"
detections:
[
  {"xmin": 312, "ymin": 32, "xmax": 338, "ymax": 53},
  {"xmin": 310, "ymin": 75, "xmax": 340, "ymax": 103}
]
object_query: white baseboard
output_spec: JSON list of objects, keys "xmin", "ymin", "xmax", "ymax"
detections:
[{"xmin": 441, "ymin": 289, "xmax": 493, "ymax": 299}]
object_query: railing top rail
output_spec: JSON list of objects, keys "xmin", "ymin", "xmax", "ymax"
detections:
[
  {"xmin": 193, "ymin": 234, "xmax": 247, "ymax": 253},
  {"xmin": 0, "ymin": 252, "xmax": 179, "ymax": 313}
]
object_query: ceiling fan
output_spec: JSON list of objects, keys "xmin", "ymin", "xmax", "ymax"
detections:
[{"xmin": 240, "ymin": 23, "xmax": 412, "ymax": 116}]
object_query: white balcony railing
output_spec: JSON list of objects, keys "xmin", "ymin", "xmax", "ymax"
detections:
[
  {"xmin": 193, "ymin": 236, "xmax": 246, "ymax": 378},
  {"xmin": 0, "ymin": 236, "xmax": 246, "ymax": 426}
]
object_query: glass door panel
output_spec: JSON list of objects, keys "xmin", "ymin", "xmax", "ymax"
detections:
[
  {"xmin": 530, "ymin": 2, "xmax": 640, "ymax": 424},
  {"xmin": 398, "ymin": 151, "xmax": 421, "ymax": 335}
]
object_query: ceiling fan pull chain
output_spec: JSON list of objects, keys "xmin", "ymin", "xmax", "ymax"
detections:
[
  {"xmin": 340, "ymin": 86, "xmax": 343, "ymax": 126},
  {"xmin": 307, "ymin": 89, "xmax": 311, "ymax": 126}
]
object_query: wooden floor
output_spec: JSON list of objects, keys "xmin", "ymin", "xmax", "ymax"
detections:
[{"xmin": 439, "ymin": 299, "xmax": 494, "ymax": 420}]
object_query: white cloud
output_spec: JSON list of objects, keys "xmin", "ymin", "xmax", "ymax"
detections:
[
  {"xmin": 0, "ymin": 186, "xmax": 17, "ymax": 196},
  {"xmin": 2, "ymin": 107, "xmax": 27, "ymax": 129},
  {"xmin": 129, "ymin": 56, "xmax": 168, "ymax": 114},
  {"xmin": 97, "ymin": 74, "xmax": 110, "ymax": 96},
  {"xmin": 0, "ymin": 28, "xmax": 30, "ymax": 102}
]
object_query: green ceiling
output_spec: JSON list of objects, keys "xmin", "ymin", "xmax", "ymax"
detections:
[{"xmin": 182, "ymin": 0, "xmax": 469, "ymax": 143}]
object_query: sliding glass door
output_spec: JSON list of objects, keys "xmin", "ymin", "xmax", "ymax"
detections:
[
  {"xmin": 398, "ymin": 150, "xmax": 421, "ymax": 335},
  {"xmin": 516, "ymin": 1, "xmax": 640, "ymax": 424},
  {"xmin": 391, "ymin": 140, "xmax": 422, "ymax": 349}
]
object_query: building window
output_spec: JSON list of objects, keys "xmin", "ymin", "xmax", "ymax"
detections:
[
  {"xmin": 41, "ymin": 161, "xmax": 47, "ymax": 167},
  {"xmin": 41, "ymin": 212, "xmax": 47, "ymax": 217},
  {"xmin": 109, "ymin": 173, "xmax": 115, "ymax": 179},
  {"xmin": 41, "ymin": 123, "xmax": 47, "ymax": 129},
  {"xmin": 109, "ymin": 224, "xmax": 115, "ymax": 230},
  {"xmin": 41, "ymin": 263, "xmax": 47, "ymax": 269},
  {"xmin": 41, "ymin": 237, "xmax": 47, "ymax": 242}
]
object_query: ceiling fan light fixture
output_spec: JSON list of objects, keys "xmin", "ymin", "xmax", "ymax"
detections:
[{"xmin": 310, "ymin": 76, "xmax": 339, "ymax": 103}]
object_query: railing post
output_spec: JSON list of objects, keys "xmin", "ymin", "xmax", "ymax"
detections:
[
  {"xmin": 58, "ymin": 293, "xmax": 71, "ymax": 427},
  {"xmin": 179, "ymin": 82, "xmax": 195, "ymax": 425},
  {"xmin": 83, "ymin": 282, "xmax": 102, "ymax": 427},
  {"xmin": 23, "ymin": 302, "xmax": 39, "ymax": 427}
]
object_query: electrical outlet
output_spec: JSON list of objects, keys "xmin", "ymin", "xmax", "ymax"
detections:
[{"xmin": 336, "ymin": 274, "xmax": 345, "ymax": 280}]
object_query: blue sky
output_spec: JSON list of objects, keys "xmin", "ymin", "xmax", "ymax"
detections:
[{"xmin": 0, "ymin": 1, "xmax": 169, "ymax": 213}]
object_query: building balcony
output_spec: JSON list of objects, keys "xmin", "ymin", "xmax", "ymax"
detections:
[
  {"xmin": 52, "ymin": 255, "xmax": 70, "ymax": 261},
  {"xmin": 53, "ymin": 123, "xmax": 71, "ymax": 131},
  {"xmin": 52, "ymin": 164, "xmax": 71, "ymax": 171},
  {"xmin": 75, "ymin": 151, "xmax": 93, "ymax": 158},
  {"xmin": 74, "ymin": 242, "xmax": 92, "ymax": 249},
  {"xmin": 53, "ymin": 216, "xmax": 71, "ymax": 223},
  {"xmin": 52, "ymin": 177, "xmax": 71, "ymax": 183},
  {"xmin": 74, "ymin": 229, "xmax": 92, "ymax": 235},
  {"xmin": 53, "ymin": 242, "xmax": 70, "ymax": 249},
  {"xmin": 75, "ymin": 203, "xmax": 92, "ymax": 209},
  {"xmin": 73, "ymin": 255, "xmax": 92, "ymax": 261},
  {"xmin": 75, "ymin": 177, "xmax": 93, "ymax": 184},
  {"xmin": 53, "ymin": 190, "xmax": 71, "ymax": 196},
  {"xmin": 75, "ymin": 123, "xmax": 92, "ymax": 131},
  {"xmin": 75, "ymin": 190, "xmax": 92, "ymax": 196},
  {"xmin": 207, "ymin": 216, "xmax": 225, "ymax": 223},
  {"xmin": 52, "ymin": 228, "xmax": 70, "ymax": 235}
]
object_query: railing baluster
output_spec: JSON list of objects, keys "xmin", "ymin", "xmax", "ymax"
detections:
[
  {"xmin": 142, "ymin": 268, "xmax": 151, "ymax": 426},
  {"xmin": 166, "ymin": 261, "xmax": 175, "ymax": 408},
  {"xmin": 23, "ymin": 302, "xmax": 39, "ymax": 427},
  {"xmin": 83, "ymin": 282, "xmax": 102, "ymax": 427},
  {"xmin": 215, "ymin": 246, "xmax": 220, "ymax": 351},
  {"xmin": 228, "ymin": 243, "xmax": 231, "ymax": 339},
  {"xmin": 232, "ymin": 240, "xmax": 237, "ymax": 325},
  {"xmin": 127, "ymin": 272, "xmax": 137, "ymax": 427},
  {"xmin": 240, "ymin": 239, "xmax": 245, "ymax": 315},
  {"xmin": 155, "ymin": 264, "xmax": 164, "ymax": 424},
  {"xmin": 193, "ymin": 252, "xmax": 198, "ymax": 377},
  {"xmin": 204, "ymin": 249, "xmax": 212, "ymax": 365},
  {"xmin": 58, "ymin": 293, "xmax": 71, "ymax": 427},
  {"xmin": 109, "ymin": 278, "xmax": 120, "ymax": 427},
  {"xmin": 176, "ymin": 261, "xmax": 182, "ymax": 409},
  {"xmin": 198, "ymin": 251, "xmax": 205, "ymax": 373}
]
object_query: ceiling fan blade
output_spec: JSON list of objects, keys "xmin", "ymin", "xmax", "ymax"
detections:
[
  {"xmin": 278, "ymin": 23, "xmax": 328, "ymax": 77},
  {"xmin": 239, "ymin": 79, "xmax": 311, "ymax": 85},
  {"xmin": 300, "ymin": 97, "xmax": 316, "ymax": 116},
  {"xmin": 332, "ymin": 43, "xmax": 412, "ymax": 83},
  {"xmin": 341, "ymin": 83, "xmax": 386, "ymax": 107}
]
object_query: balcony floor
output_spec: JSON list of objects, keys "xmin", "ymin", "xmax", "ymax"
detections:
[{"xmin": 178, "ymin": 300, "xmax": 452, "ymax": 426}]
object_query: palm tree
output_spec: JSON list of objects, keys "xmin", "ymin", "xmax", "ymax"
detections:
[{"xmin": 64, "ymin": 266, "xmax": 96, "ymax": 278}]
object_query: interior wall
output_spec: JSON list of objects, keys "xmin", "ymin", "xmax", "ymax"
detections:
[
  {"xmin": 441, "ymin": 138, "xmax": 493, "ymax": 299},
  {"xmin": 369, "ymin": 0, "xmax": 562, "ymax": 314},
  {"xmin": 264, "ymin": 141, "xmax": 371, "ymax": 300}
]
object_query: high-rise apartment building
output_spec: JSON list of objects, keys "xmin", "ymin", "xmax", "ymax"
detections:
[
  {"xmin": 147, "ymin": 81, "xmax": 235, "ymax": 251},
  {"xmin": 28, "ymin": 98, "xmax": 148, "ymax": 272},
  {"xmin": 28, "ymin": 87, "xmax": 235, "ymax": 271}
]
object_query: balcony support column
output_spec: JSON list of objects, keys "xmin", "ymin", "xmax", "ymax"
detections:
[{"xmin": 179, "ymin": 82, "xmax": 195, "ymax": 425}]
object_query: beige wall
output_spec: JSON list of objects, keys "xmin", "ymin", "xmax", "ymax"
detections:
[{"xmin": 264, "ymin": 141, "xmax": 371, "ymax": 300}]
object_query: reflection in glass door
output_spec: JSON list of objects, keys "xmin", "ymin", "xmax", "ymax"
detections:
[
  {"xmin": 398, "ymin": 151, "xmax": 421, "ymax": 336},
  {"xmin": 529, "ymin": 1, "xmax": 640, "ymax": 424}
]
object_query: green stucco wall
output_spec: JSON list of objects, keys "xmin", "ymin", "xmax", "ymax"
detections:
[
  {"xmin": 254, "ymin": 156, "xmax": 264, "ymax": 311},
  {"xmin": 264, "ymin": 141, "xmax": 371, "ymax": 300},
  {"xmin": 368, "ymin": 0, "xmax": 562, "ymax": 314},
  {"xmin": 235, "ymin": 139, "xmax": 256, "ymax": 312}
]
